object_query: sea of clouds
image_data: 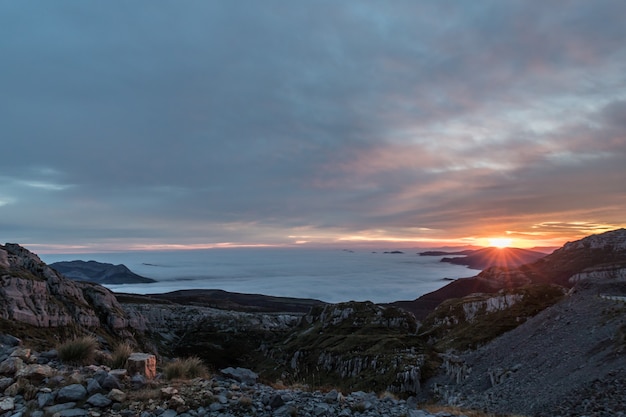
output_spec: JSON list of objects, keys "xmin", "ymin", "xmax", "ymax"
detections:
[{"xmin": 42, "ymin": 248, "xmax": 479, "ymax": 304}]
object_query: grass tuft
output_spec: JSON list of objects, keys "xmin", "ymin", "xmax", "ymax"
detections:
[
  {"xmin": 163, "ymin": 356, "xmax": 209, "ymax": 380},
  {"xmin": 57, "ymin": 335, "xmax": 99, "ymax": 365},
  {"xmin": 109, "ymin": 342, "xmax": 133, "ymax": 369}
]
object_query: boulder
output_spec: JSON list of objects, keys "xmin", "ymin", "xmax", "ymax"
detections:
[
  {"xmin": 9, "ymin": 347, "xmax": 31, "ymax": 361},
  {"xmin": 108, "ymin": 388, "xmax": 127, "ymax": 402},
  {"xmin": 86, "ymin": 378, "xmax": 103, "ymax": 394},
  {"xmin": 126, "ymin": 352, "xmax": 157, "ymax": 379},
  {"xmin": 0, "ymin": 334, "xmax": 21, "ymax": 347},
  {"xmin": 56, "ymin": 384, "xmax": 87, "ymax": 403},
  {"xmin": 220, "ymin": 367, "xmax": 258, "ymax": 384},
  {"xmin": 0, "ymin": 397, "xmax": 14, "ymax": 412},
  {"xmin": 87, "ymin": 393, "xmax": 112, "ymax": 408},
  {"xmin": 0, "ymin": 357, "xmax": 23, "ymax": 376},
  {"xmin": 15, "ymin": 364, "xmax": 54, "ymax": 382},
  {"xmin": 0, "ymin": 377, "xmax": 13, "ymax": 391}
]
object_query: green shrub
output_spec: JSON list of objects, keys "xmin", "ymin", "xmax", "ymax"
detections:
[
  {"xmin": 163, "ymin": 356, "xmax": 208, "ymax": 380},
  {"xmin": 110, "ymin": 342, "xmax": 133, "ymax": 369},
  {"xmin": 57, "ymin": 335, "xmax": 98, "ymax": 365}
]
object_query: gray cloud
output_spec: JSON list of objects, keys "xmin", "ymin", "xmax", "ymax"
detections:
[{"xmin": 1, "ymin": 0, "xmax": 625, "ymax": 250}]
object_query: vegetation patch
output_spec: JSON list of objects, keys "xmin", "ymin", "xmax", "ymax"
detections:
[
  {"xmin": 258, "ymin": 301, "xmax": 435, "ymax": 394},
  {"xmin": 109, "ymin": 341, "xmax": 133, "ymax": 369},
  {"xmin": 57, "ymin": 335, "xmax": 99, "ymax": 365},
  {"xmin": 163, "ymin": 356, "xmax": 209, "ymax": 380},
  {"xmin": 421, "ymin": 284, "xmax": 565, "ymax": 351}
]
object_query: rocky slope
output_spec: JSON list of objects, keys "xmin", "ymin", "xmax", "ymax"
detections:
[
  {"xmin": 0, "ymin": 243, "xmax": 143, "ymax": 345},
  {"xmin": 50, "ymin": 260, "xmax": 156, "ymax": 285},
  {"xmin": 425, "ymin": 281, "xmax": 626, "ymax": 416}
]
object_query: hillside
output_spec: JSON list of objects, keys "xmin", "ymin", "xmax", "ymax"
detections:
[
  {"xmin": 394, "ymin": 228, "xmax": 626, "ymax": 319},
  {"xmin": 424, "ymin": 281, "xmax": 626, "ymax": 415},
  {"xmin": 50, "ymin": 260, "xmax": 156, "ymax": 285},
  {"xmin": 0, "ymin": 243, "xmax": 144, "ymax": 348}
]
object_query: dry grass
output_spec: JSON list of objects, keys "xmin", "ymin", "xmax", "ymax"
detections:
[
  {"xmin": 57, "ymin": 335, "xmax": 99, "ymax": 365},
  {"xmin": 109, "ymin": 342, "xmax": 133, "ymax": 369},
  {"xmin": 163, "ymin": 356, "xmax": 209, "ymax": 380}
]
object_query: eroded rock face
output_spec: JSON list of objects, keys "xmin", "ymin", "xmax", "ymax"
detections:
[
  {"xmin": 0, "ymin": 243, "xmax": 136, "ymax": 336},
  {"xmin": 263, "ymin": 301, "xmax": 429, "ymax": 395}
]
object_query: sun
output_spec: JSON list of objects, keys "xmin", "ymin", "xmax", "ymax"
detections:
[{"xmin": 488, "ymin": 237, "xmax": 513, "ymax": 248}]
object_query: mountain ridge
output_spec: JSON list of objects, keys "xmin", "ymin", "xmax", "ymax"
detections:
[{"xmin": 50, "ymin": 260, "xmax": 156, "ymax": 285}]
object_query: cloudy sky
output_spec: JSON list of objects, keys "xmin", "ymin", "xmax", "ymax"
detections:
[{"xmin": 1, "ymin": 1, "xmax": 625, "ymax": 253}]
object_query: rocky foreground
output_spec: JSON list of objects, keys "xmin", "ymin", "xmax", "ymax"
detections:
[{"xmin": 0, "ymin": 336, "xmax": 461, "ymax": 417}]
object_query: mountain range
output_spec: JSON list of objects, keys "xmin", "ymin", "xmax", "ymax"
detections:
[{"xmin": 423, "ymin": 246, "xmax": 548, "ymax": 269}]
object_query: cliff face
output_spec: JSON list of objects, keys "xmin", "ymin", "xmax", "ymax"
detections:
[
  {"xmin": 259, "ymin": 301, "xmax": 433, "ymax": 395},
  {"xmin": 0, "ymin": 243, "xmax": 139, "ymax": 338}
]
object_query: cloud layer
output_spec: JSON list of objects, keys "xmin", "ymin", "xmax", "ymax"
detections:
[{"xmin": 2, "ymin": 1, "xmax": 625, "ymax": 251}]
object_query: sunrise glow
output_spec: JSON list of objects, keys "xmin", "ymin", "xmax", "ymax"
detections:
[{"xmin": 487, "ymin": 238, "xmax": 513, "ymax": 248}]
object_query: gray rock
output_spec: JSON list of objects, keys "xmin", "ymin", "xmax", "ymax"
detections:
[
  {"xmin": 15, "ymin": 364, "xmax": 54, "ymax": 382},
  {"xmin": 269, "ymin": 394, "xmax": 285, "ymax": 409},
  {"xmin": 56, "ymin": 384, "xmax": 87, "ymax": 402},
  {"xmin": 209, "ymin": 402, "xmax": 224, "ymax": 412},
  {"xmin": 94, "ymin": 369, "xmax": 108, "ymax": 385},
  {"xmin": 0, "ymin": 397, "xmax": 15, "ymax": 412},
  {"xmin": 86, "ymin": 378, "xmax": 103, "ymax": 394},
  {"xmin": 0, "ymin": 377, "xmax": 14, "ymax": 390},
  {"xmin": 0, "ymin": 357, "xmax": 24, "ymax": 376},
  {"xmin": 30, "ymin": 412, "xmax": 44, "ymax": 417},
  {"xmin": 37, "ymin": 392, "xmax": 54, "ymax": 408},
  {"xmin": 87, "ymin": 393, "xmax": 112, "ymax": 408},
  {"xmin": 44, "ymin": 403, "xmax": 77, "ymax": 414},
  {"xmin": 39, "ymin": 349, "xmax": 58, "ymax": 359},
  {"xmin": 220, "ymin": 367, "xmax": 258, "ymax": 384},
  {"xmin": 131, "ymin": 373, "xmax": 147, "ymax": 390},
  {"xmin": 101, "ymin": 373, "xmax": 122, "ymax": 390},
  {"xmin": 0, "ymin": 335, "xmax": 21, "ymax": 347}
]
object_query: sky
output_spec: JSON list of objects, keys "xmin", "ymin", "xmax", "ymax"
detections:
[{"xmin": 1, "ymin": 1, "xmax": 625, "ymax": 253}]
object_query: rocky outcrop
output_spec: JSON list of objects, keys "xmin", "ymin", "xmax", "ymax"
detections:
[
  {"xmin": 50, "ymin": 260, "xmax": 156, "ymax": 285},
  {"xmin": 569, "ymin": 265, "xmax": 626, "ymax": 283},
  {"xmin": 0, "ymin": 243, "xmax": 138, "ymax": 338},
  {"xmin": 420, "ymin": 284, "xmax": 565, "ymax": 351}
]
